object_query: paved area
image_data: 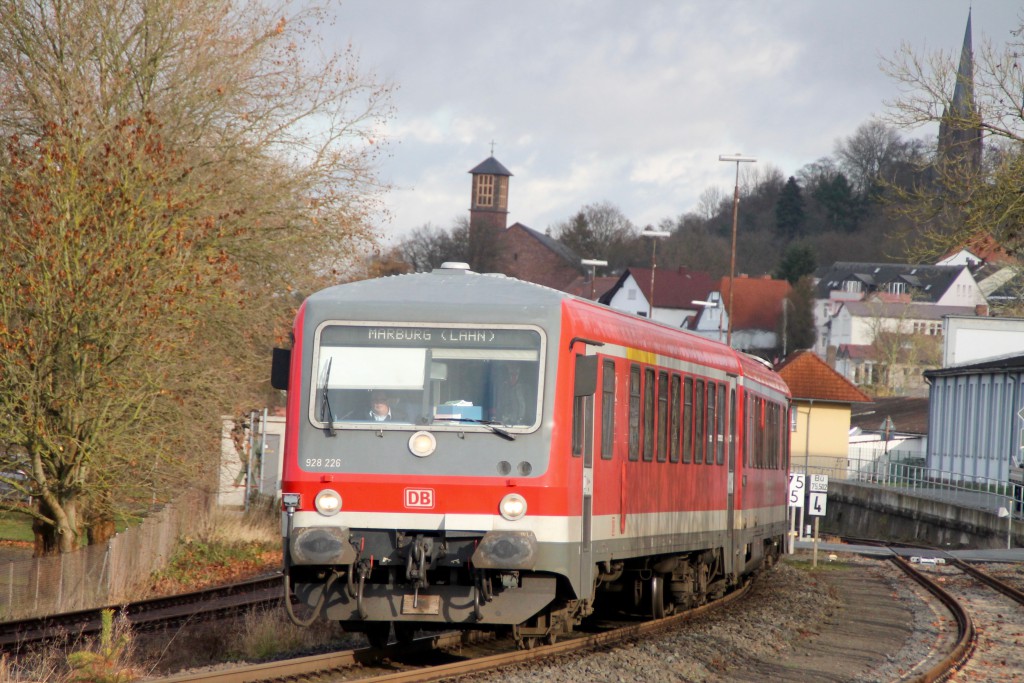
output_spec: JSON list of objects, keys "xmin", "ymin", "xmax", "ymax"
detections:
[{"xmin": 795, "ymin": 539, "xmax": 1024, "ymax": 563}]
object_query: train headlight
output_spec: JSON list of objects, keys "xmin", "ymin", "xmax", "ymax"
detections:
[
  {"xmin": 314, "ymin": 489, "xmax": 342, "ymax": 516},
  {"xmin": 408, "ymin": 430, "xmax": 437, "ymax": 458},
  {"xmin": 499, "ymin": 493, "xmax": 527, "ymax": 521}
]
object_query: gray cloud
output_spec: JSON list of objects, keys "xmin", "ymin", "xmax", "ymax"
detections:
[{"xmin": 325, "ymin": 0, "xmax": 1022, "ymax": 242}]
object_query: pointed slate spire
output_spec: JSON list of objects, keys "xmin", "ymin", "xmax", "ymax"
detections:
[{"xmin": 938, "ymin": 9, "xmax": 982, "ymax": 172}]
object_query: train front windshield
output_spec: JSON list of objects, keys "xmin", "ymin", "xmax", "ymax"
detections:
[{"xmin": 310, "ymin": 323, "xmax": 544, "ymax": 431}]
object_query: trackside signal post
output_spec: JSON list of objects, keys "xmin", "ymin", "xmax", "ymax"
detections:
[
  {"xmin": 787, "ymin": 474, "xmax": 804, "ymax": 554},
  {"xmin": 808, "ymin": 475, "xmax": 828, "ymax": 566},
  {"xmin": 788, "ymin": 474, "xmax": 828, "ymax": 562}
]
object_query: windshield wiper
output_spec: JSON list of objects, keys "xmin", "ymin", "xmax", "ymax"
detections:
[
  {"xmin": 439, "ymin": 418, "xmax": 516, "ymax": 441},
  {"xmin": 319, "ymin": 357, "xmax": 336, "ymax": 437}
]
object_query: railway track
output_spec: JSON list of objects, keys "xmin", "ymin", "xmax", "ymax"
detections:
[
  {"xmin": 144, "ymin": 578, "xmax": 755, "ymax": 683},
  {"xmin": 893, "ymin": 554, "xmax": 1024, "ymax": 682},
  {"xmin": 0, "ymin": 574, "xmax": 283, "ymax": 652}
]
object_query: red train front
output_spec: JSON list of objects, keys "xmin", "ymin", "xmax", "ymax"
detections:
[{"xmin": 274, "ymin": 264, "xmax": 790, "ymax": 647}]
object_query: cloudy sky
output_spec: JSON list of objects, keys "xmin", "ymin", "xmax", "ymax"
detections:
[{"xmin": 324, "ymin": 1, "xmax": 1021, "ymax": 245}]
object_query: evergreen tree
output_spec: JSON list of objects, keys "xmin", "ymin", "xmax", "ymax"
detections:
[
  {"xmin": 774, "ymin": 177, "xmax": 806, "ymax": 240},
  {"xmin": 774, "ymin": 245, "xmax": 816, "ymax": 284},
  {"xmin": 812, "ymin": 173, "xmax": 861, "ymax": 233}
]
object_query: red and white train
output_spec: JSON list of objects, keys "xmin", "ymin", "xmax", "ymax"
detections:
[{"xmin": 272, "ymin": 263, "xmax": 790, "ymax": 647}]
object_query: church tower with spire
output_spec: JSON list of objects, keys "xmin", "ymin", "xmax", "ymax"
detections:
[
  {"xmin": 467, "ymin": 154, "xmax": 512, "ymax": 272},
  {"xmin": 937, "ymin": 9, "xmax": 983, "ymax": 173}
]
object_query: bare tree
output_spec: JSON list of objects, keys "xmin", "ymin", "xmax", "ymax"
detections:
[
  {"xmin": 696, "ymin": 186, "xmax": 727, "ymax": 221},
  {"xmin": 861, "ymin": 298, "xmax": 941, "ymax": 397},
  {"xmin": 551, "ymin": 202, "xmax": 638, "ymax": 266},
  {"xmin": 880, "ymin": 21, "xmax": 1024, "ymax": 258},
  {"xmin": 392, "ymin": 219, "xmax": 470, "ymax": 273}
]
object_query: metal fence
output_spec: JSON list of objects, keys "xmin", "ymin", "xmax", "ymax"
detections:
[
  {"xmin": 1, "ymin": 488, "xmax": 212, "ymax": 621},
  {"xmin": 795, "ymin": 446, "xmax": 1023, "ymax": 521}
]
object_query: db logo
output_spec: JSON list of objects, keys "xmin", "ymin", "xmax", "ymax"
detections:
[{"xmin": 404, "ymin": 488, "xmax": 435, "ymax": 509}]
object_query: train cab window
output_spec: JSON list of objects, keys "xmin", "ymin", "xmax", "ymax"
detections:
[
  {"xmin": 694, "ymin": 379, "xmax": 705, "ymax": 464},
  {"xmin": 600, "ymin": 360, "xmax": 615, "ymax": 460},
  {"xmin": 628, "ymin": 365, "xmax": 640, "ymax": 461},
  {"xmin": 309, "ymin": 323, "xmax": 543, "ymax": 433},
  {"xmin": 656, "ymin": 371, "xmax": 668, "ymax": 463},
  {"xmin": 682, "ymin": 377, "xmax": 693, "ymax": 463},
  {"xmin": 706, "ymin": 382, "xmax": 716, "ymax": 466},
  {"xmin": 642, "ymin": 367, "xmax": 655, "ymax": 462},
  {"xmin": 669, "ymin": 374, "xmax": 680, "ymax": 463}
]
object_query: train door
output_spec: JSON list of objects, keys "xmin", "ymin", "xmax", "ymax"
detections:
[
  {"xmin": 572, "ymin": 353, "xmax": 598, "ymax": 602},
  {"xmin": 727, "ymin": 382, "xmax": 738, "ymax": 576}
]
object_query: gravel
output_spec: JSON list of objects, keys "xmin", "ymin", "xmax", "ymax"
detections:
[{"xmin": 457, "ymin": 552, "xmax": 943, "ymax": 683}]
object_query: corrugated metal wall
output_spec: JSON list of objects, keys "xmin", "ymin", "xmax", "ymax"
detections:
[{"xmin": 927, "ymin": 369, "xmax": 1024, "ymax": 482}]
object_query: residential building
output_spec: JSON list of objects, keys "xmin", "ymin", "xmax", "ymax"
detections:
[
  {"xmin": 599, "ymin": 266, "xmax": 715, "ymax": 326},
  {"xmin": 813, "ymin": 262, "xmax": 987, "ymax": 394},
  {"xmin": 690, "ymin": 275, "xmax": 790, "ymax": 355},
  {"xmin": 776, "ymin": 350, "xmax": 872, "ymax": 479}
]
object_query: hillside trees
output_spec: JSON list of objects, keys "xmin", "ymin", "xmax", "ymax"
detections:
[
  {"xmin": 393, "ymin": 219, "xmax": 470, "ymax": 272},
  {"xmin": 551, "ymin": 202, "xmax": 640, "ymax": 270},
  {"xmin": 0, "ymin": 0, "xmax": 392, "ymax": 553}
]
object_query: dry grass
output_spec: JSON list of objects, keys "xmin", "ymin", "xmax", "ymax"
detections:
[
  {"xmin": 1, "ymin": 611, "xmax": 138, "ymax": 683},
  {"xmin": 0, "ymin": 507, "xmax": 302, "ymax": 681},
  {"xmin": 202, "ymin": 506, "xmax": 280, "ymax": 547}
]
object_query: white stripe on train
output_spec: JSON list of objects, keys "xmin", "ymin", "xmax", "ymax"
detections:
[{"xmin": 286, "ymin": 505, "xmax": 786, "ymax": 545}]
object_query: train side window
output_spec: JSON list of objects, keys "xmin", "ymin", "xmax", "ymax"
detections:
[
  {"xmin": 783, "ymin": 405, "xmax": 792, "ymax": 471},
  {"xmin": 601, "ymin": 359, "xmax": 615, "ymax": 460},
  {"xmin": 716, "ymin": 383, "xmax": 726, "ymax": 465},
  {"xmin": 744, "ymin": 394, "xmax": 752, "ymax": 469},
  {"xmin": 728, "ymin": 388, "xmax": 736, "ymax": 469},
  {"xmin": 694, "ymin": 379, "xmax": 705, "ymax": 464},
  {"xmin": 682, "ymin": 377, "xmax": 693, "ymax": 463},
  {"xmin": 757, "ymin": 397, "xmax": 766, "ymax": 469},
  {"xmin": 771, "ymin": 402, "xmax": 780, "ymax": 469},
  {"xmin": 669, "ymin": 374, "xmax": 680, "ymax": 463},
  {"xmin": 628, "ymin": 365, "xmax": 640, "ymax": 461},
  {"xmin": 706, "ymin": 382, "xmax": 716, "ymax": 466},
  {"xmin": 656, "ymin": 371, "xmax": 668, "ymax": 463},
  {"xmin": 642, "ymin": 367, "xmax": 655, "ymax": 462},
  {"xmin": 572, "ymin": 393, "xmax": 591, "ymax": 458}
]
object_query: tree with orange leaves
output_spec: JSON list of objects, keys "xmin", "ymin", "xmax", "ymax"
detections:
[{"xmin": 0, "ymin": 1, "xmax": 392, "ymax": 553}]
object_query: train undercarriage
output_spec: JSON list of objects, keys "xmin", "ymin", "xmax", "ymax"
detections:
[{"xmin": 285, "ymin": 526, "xmax": 784, "ymax": 649}]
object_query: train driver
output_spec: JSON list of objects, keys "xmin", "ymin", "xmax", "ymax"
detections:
[
  {"xmin": 367, "ymin": 391, "xmax": 393, "ymax": 422},
  {"xmin": 494, "ymin": 364, "xmax": 527, "ymax": 425}
]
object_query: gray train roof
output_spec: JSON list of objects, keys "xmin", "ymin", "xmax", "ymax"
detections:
[{"xmin": 303, "ymin": 266, "xmax": 570, "ymax": 329}]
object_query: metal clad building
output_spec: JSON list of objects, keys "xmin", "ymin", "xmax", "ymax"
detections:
[{"xmin": 924, "ymin": 354, "xmax": 1024, "ymax": 482}]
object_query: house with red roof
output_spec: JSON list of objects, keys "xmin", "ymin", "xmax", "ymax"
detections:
[
  {"xmin": 686, "ymin": 275, "xmax": 791, "ymax": 354},
  {"xmin": 598, "ymin": 266, "xmax": 715, "ymax": 327},
  {"xmin": 776, "ymin": 350, "xmax": 871, "ymax": 479}
]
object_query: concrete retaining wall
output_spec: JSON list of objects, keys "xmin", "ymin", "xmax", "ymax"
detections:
[{"xmin": 820, "ymin": 481, "xmax": 1022, "ymax": 549}]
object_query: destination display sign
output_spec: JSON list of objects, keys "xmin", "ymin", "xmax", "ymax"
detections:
[{"xmin": 319, "ymin": 324, "xmax": 541, "ymax": 350}]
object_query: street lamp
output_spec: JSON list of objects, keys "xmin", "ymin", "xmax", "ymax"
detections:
[
  {"xmin": 642, "ymin": 229, "xmax": 670, "ymax": 319},
  {"xmin": 580, "ymin": 258, "xmax": 608, "ymax": 300},
  {"xmin": 719, "ymin": 153, "xmax": 756, "ymax": 347}
]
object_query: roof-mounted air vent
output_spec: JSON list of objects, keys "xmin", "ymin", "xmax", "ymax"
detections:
[{"xmin": 437, "ymin": 262, "xmax": 472, "ymax": 273}]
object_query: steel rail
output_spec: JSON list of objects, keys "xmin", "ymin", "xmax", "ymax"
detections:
[
  {"xmin": 0, "ymin": 574, "xmax": 283, "ymax": 650},
  {"xmin": 146, "ymin": 579, "xmax": 754, "ymax": 683},
  {"xmin": 889, "ymin": 554, "xmax": 975, "ymax": 683},
  {"xmin": 946, "ymin": 556, "xmax": 1024, "ymax": 604}
]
